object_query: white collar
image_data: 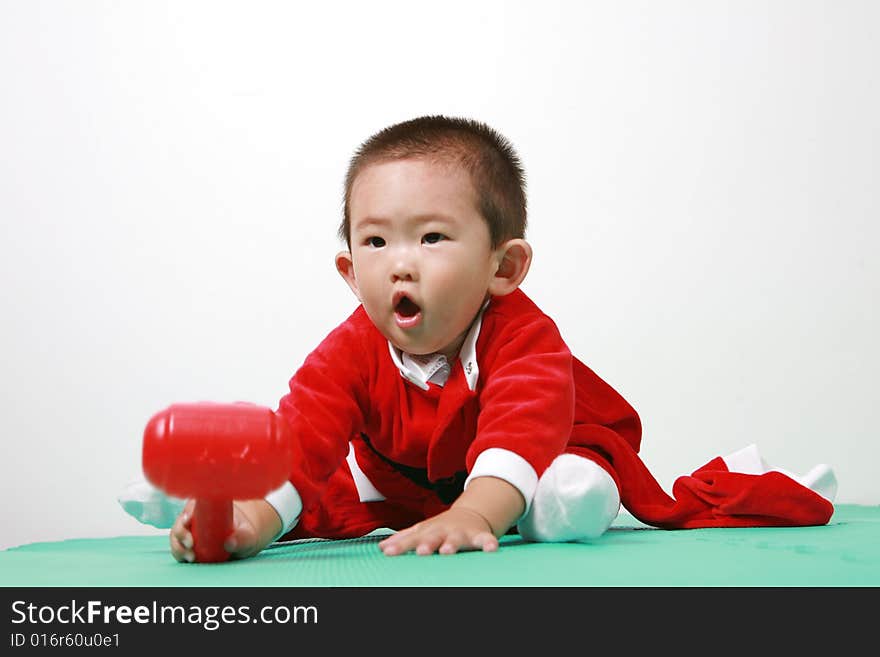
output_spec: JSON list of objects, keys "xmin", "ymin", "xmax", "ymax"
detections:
[{"xmin": 388, "ymin": 301, "xmax": 487, "ymax": 391}]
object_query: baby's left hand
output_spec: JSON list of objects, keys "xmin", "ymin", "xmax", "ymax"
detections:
[{"xmin": 379, "ymin": 507, "xmax": 499, "ymax": 556}]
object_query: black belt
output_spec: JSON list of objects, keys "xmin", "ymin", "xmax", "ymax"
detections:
[{"xmin": 359, "ymin": 433, "xmax": 467, "ymax": 505}]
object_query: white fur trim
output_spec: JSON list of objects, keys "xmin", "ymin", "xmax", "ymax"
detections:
[
  {"xmin": 722, "ymin": 444, "xmax": 768, "ymax": 475},
  {"xmin": 722, "ymin": 443, "xmax": 837, "ymax": 502},
  {"xmin": 517, "ymin": 454, "xmax": 620, "ymax": 543},
  {"xmin": 264, "ymin": 480, "xmax": 303, "ymax": 541},
  {"xmin": 464, "ymin": 447, "xmax": 539, "ymax": 517},
  {"xmin": 346, "ymin": 442, "xmax": 386, "ymax": 502}
]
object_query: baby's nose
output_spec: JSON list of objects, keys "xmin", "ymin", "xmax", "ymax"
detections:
[
  {"xmin": 391, "ymin": 265, "xmax": 416, "ymax": 282},
  {"xmin": 390, "ymin": 250, "xmax": 418, "ymax": 281}
]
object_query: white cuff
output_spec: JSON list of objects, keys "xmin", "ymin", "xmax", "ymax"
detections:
[
  {"xmin": 464, "ymin": 448, "xmax": 539, "ymax": 518},
  {"xmin": 264, "ymin": 481, "xmax": 303, "ymax": 542}
]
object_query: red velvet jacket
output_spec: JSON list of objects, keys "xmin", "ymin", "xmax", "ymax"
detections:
[{"xmin": 276, "ymin": 289, "xmax": 832, "ymax": 530}]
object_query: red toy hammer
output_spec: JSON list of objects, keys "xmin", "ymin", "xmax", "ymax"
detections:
[{"xmin": 142, "ymin": 402, "xmax": 293, "ymax": 563}]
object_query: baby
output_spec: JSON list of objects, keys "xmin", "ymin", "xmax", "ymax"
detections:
[
  {"xmin": 120, "ymin": 115, "xmax": 836, "ymax": 562},
  {"xmin": 168, "ymin": 114, "xmax": 632, "ymax": 561}
]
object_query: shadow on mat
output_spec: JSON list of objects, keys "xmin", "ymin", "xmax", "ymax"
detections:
[{"xmin": 254, "ymin": 527, "xmax": 661, "ymax": 561}]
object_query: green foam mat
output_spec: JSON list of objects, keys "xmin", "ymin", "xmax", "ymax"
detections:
[{"xmin": 2, "ymin": 504, "xmax": 878, "ymax": 587}]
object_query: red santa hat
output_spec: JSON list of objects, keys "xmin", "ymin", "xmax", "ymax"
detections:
[{"xmin": 615, "ymin": 443, "xmax": 836, "ymax": 528}]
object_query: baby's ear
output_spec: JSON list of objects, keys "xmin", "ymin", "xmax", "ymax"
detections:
[
  {"xmin": 335, "ymin": 251, "xmax": 362, "ymax": 301},
  {"xmin": 488, "ymin": 239, "xmax": 532, "ymax": 297}
]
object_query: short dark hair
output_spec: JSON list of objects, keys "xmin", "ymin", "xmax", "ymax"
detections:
[{"xmin": 340, "ymin": 115, "xmax": 527, "ymax": 249}]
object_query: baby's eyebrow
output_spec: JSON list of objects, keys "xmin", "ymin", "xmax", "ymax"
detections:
[
  {"xmin": 409, "ymin": 213, "xmax": 455, "ymax": 225},
  {"xmin": 354, "ymin": 217, "xmax": 391, "ymax": 231},
  {"xmin": 353, "ymin": 214, "xmax": 455, "ymax": 232}
]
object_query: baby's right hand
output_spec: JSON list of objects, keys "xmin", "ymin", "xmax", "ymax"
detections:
[
  {"xmin": 169, "ymin": 499, "xmax": 198, "ymax": 563},
  {"xmin": 170, "ymin": 499, "xmax": 282, "ymax": 563}
]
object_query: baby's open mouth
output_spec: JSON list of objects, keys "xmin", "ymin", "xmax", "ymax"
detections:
[
  {"xmin": 393, "ymin": 293, "xmax": 422, "ymax": 329},
  {"xmin": 395, "ymin": 295, "xmax": 421, "ymax": 318}
]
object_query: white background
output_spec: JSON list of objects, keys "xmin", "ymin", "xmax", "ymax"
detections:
[{"xmin": 1, "ymin": 0, "xmax": 877, "ymax": 551}]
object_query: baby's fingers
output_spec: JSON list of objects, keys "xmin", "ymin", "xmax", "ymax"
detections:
[
  {"xmin": 414, "ymin": 533, "xmax": 446, "ymax": 556},
  {"xmin": 170, "ymin": 501, "xmax": 196, "ymax": 563},
  {"xmin": 470, "ymin": 531, "xmax": 499, "ymax": 552},
  {"xmin": 224, "ymin": 515, "xmax": 260, "ymax": 560},
  {"xmin": 439, "ymin": 530, "xmax": 498, "ymax": 555},
  {"xmin": 379, "ymin": 526, "xmax": 421, "ymax": 556},
  {"xmin": 379, "ymin": 524, "xmax": 448, "ymax": 556},
  {"xmin": 170, "ymin": 531, "xmax": 194, "ymax": 563}
]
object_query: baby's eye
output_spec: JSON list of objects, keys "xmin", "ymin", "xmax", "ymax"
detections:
[
  {"xmin": 366, "ymin": 236, "xmax": 386, "ymax": 248},
  {"xmin": 422, "ymin": 232, "xmax": 446, "ymax": 244}
]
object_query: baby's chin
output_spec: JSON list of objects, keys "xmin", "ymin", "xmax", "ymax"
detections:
[
  {"xmin": 390, "ymin": 340, "xmax": 442, "ymax": 357},
  {"xmin": 387, "ymin": 333, "xmax": 453, "ymax": 358},
  {"xmin": 376, "ymin": 315, "xmax": 465, "ymax": 357}
]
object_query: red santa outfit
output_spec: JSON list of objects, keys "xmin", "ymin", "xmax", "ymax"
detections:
[{"xmin": 265, "ymin": 289, "xmax": 836, "ymax": 542}]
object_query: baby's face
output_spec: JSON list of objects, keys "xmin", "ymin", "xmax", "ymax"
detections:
[{"xmin": 345, "ymin": 158, "xmax": 501, "ymax": 358}]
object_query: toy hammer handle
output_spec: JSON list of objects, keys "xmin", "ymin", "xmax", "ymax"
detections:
[{"xmin": 191, "ymin": 498, "xmax": 234, "ymax": 563}]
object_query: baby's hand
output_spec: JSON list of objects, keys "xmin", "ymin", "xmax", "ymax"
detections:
[
  {"xmin": 169, "ymin": 499, "xmax": 196, "ymax": 562},
  {"xmin": 169, "ymin": 499, "xmax": 281, "ymax": 563},
  {"xmin": 378, "ymin": 507, "xmax": 499, "ymax": 556}
]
